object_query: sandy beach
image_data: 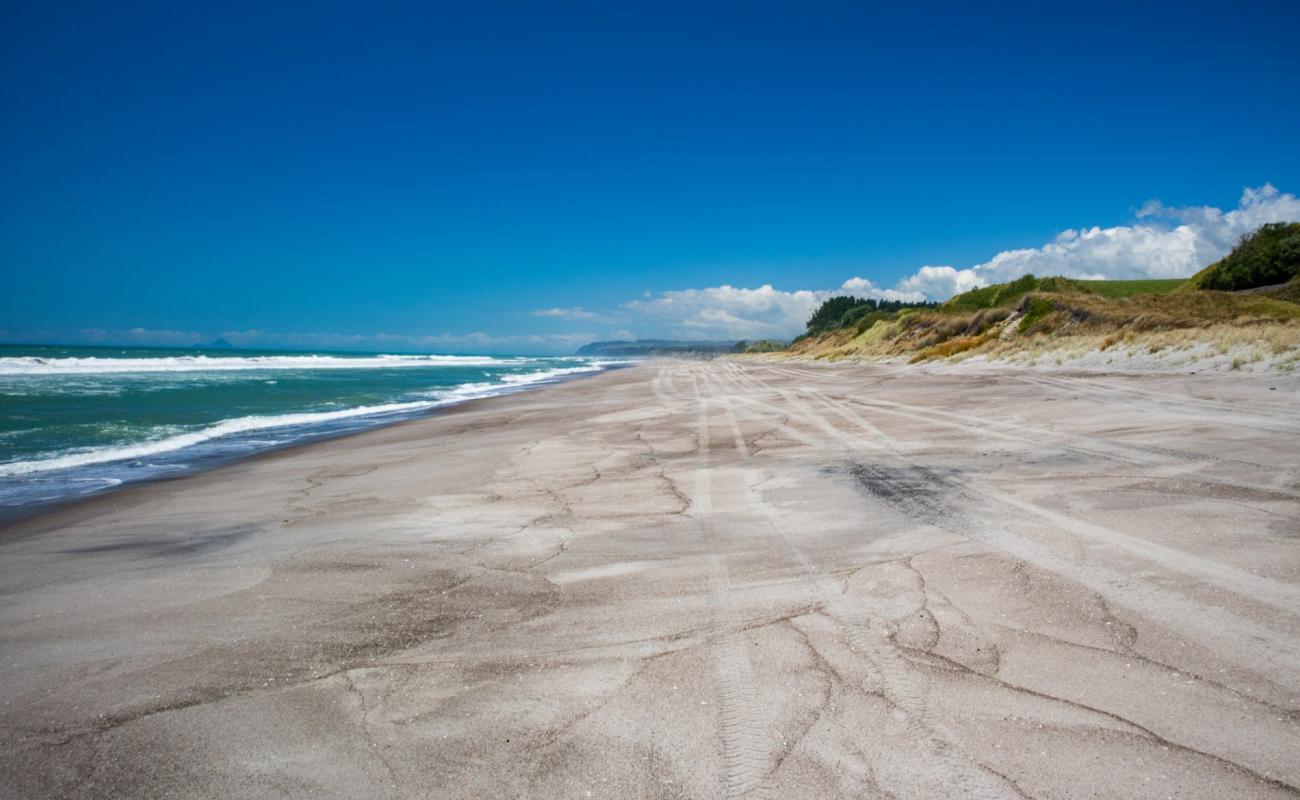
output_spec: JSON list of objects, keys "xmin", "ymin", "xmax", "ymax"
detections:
[{"xmin": 2, "ymin": 359, "xmax": 1298, "ymax": 799}]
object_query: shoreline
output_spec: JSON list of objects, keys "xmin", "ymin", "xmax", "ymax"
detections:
[
  {"xmin": 0, "ymin": 389, "xmax": 501, "ymax": 539},
  {"xmin": 0, "ymin": 362, "xmax": 631, "ymax": 530}
]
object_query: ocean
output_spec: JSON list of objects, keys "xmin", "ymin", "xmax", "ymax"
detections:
[{"xmin": 0, "ymin": 343, "xmax": 626, "ymax": 516}]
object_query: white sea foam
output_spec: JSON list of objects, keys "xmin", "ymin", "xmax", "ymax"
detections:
[
  {"xmin": 0, "ymin": 353, "xmax": 534, "ymax": 375},
  {"xmin": 499, "ymin": 363, "xmax": 624, "ymax": 384},
  {"xmin": 0, "ymin": 361, "xmax": 624, "ymax": 476},
  {"xmin": 0, "ymin": 401, "xmax": 437, "ymax": 476},
  {"xmin": 419, "ymin": 362, "xmax": 628, "ymax": 399}
]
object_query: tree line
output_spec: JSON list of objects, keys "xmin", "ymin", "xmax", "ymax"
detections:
[{"xmin": 805, "ymin": 295, "xmax": 937, "ymax": 335}]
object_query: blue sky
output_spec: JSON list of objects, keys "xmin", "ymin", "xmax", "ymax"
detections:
[{"xmin": 3, "ymin": 1, "xmax": 1300, "ymax": 353}]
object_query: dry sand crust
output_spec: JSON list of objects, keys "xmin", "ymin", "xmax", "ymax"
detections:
[{"xmin": 2, "ymin": 360, "xmax": 1299, "ymax": 799}]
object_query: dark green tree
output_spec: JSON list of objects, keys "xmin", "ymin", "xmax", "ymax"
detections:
[
  {"xmin": 806, "ymin": 296, "xmax": 868, "ymax": 334},
  {"xmin": 806, "ymin": 295, "xmax": 938, "ymax": 334},
  {"xmin": 1197, "ymin": 222, "xmax": 1300, "ymax": 291}
]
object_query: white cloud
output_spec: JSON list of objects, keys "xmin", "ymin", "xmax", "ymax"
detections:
[
  {"xmin": 894, "ymin": 266, "xmax": 986, "ymax": 301},
  {"xmin": 614, "ymin": 184, "xmax": 1300, "ymax": 339},
  {"xmin": 622, "ymin": 284, "xmax": 827, "ymax": 339},
  {"xmin": 837, "ymin": 276, "xmax": 928, "ymax": 303},
  {"xmin": 896, "ymin": 183, "xmax": 1300, "ymax": 299},
  {"xmin": 529, "ymin": 306, "xmax": 600, "ymax": 320},
  {"xmin": 618, "ymin": 278, "xmax": 924, "ymax": 340}
]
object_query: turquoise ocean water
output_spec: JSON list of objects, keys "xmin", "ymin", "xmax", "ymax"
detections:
[{"xmin": 0, "ymin": 344, "xmax": 626, "ymax": 516}]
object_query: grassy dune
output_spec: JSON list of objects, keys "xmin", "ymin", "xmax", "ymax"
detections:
[
  {"xmin": 780, "ymin": 275, "xmax": 1300, "ymax": 370},
  {"xmin": 763, "ymin": 226, "xmax": 1300, "ymax": 371}
]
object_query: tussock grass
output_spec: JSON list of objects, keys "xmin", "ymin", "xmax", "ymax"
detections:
[
  {"xmin": 909, "ymin": 334, "xmax": 987, "ymax": 362},
  {"xmin": 1017, "ymin": 297, "xmax": 1055, "ymax": 332},
  {"xmin": 940, "ymin": 275, "xmax": 1081, "ymax": 312},
  {"xmin": 941, "ymin": 321, "xmax": 1300, "ymax": 369}
]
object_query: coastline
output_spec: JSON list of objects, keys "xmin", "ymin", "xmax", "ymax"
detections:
[
  {"xmin": 2, "ymin": 360, "xmax": 1298, "ymax": 798},
  {"xmin": 0, "ymin": 388, "xmax": 512, "ymax": 538},
  {"xmin": 0, "ymin": 361, "xmax": 630, "ymax": 528}
]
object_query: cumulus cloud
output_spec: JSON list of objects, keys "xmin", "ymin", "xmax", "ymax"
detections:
[
  {"xmin": 614, "ymin": 184, "xmax": 1300, "ymax": 340},
  {"xmin": 898, "ymin": 183, "xmax": 1300, "ymax": 299},
  {"xmin": 620, "ymin": 278, "xmax": 925, "ymax": 340},
  {"xmin": 836, "ymin": 277, "xmax": 927, "ymax": 303},
  {"xmin": 622, "ymin": 284, "xmax": 827, "ymax": 339},
  {"xmin": 893, "ymin": 266, "xmax": 987, "ymax": 300}
]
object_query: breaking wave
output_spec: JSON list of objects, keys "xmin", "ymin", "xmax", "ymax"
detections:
[{"xmin": 0, "ymin": 353, "xmax": 535, "ymax": 375}]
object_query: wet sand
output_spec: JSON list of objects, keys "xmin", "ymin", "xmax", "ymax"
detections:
[{"xmin": 2, "ymin": 360, "xmax": 1298, "ymax": 798}]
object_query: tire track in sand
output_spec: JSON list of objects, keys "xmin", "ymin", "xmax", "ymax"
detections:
[
  {"xmin": 731, "ymin": 366, "xmax": 1300, "ymax": 686},
  {"xmin": 699, "ymin": 367, "xmax": 1019, "ymax": 799},
  {"xmin": 1016, "ymin": 373, "xmax": 1300, "ymax": 437},
  {"xmin": 725, "ymin": 363, "xmax": 1300, "ymax": 788},
  {"xmin": 797, "ymin": 387, "xmax": 1300, "ymax": 614},
  {"xmin": 748, "ymin": 365, "xmax": 1300, "ymax": 548},
  {"xmin": 687, "ymin": 369, "xmax": 773, "ymax": 800}
]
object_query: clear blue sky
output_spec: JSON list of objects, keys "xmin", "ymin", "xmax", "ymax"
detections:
[{"xmin": 3, "ymin": 1, "xmax": 1299, "ymax": 352}]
